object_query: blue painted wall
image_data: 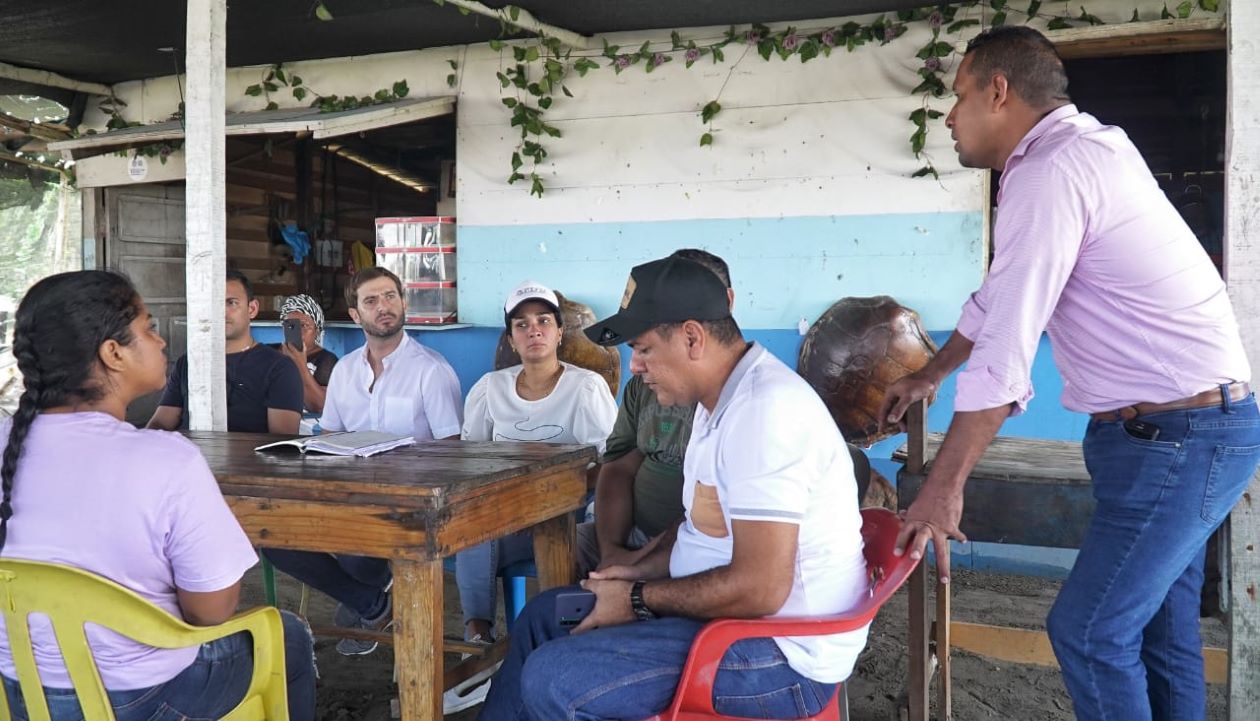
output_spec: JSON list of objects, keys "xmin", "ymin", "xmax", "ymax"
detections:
[{"xmin": 455, "ymin": 213, "xmax": 985, "ymax": 331}]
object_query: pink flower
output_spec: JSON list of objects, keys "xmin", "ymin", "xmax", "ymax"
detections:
[
  {"xmin": 886, "ymin": 23, "xmax": 907, "ymax": 40},
  {"xmin": 924, "ymin": 57, "xmax": 942, "ymax": 72},
  {"xmin": 652, "ymin": 52, "xmax": 668, "ymax": 67},
  {"xmin": 615, "ymin": 55, "xmax": 631, "ymax": 69},
  {"xmin": 927, "ymin": 12, "xmax": 943, "ymax": 30},
  {"xmin": 782, "ymin": 34, "xmax": 800, "ymax": 51},
  {"xmin": 685, "ymin": 48, "xmax": 701, "ymax": 63},
  {"xmin": 745, "ymin": 30, "xmax": 762, "ymax": 44},
  {"xmin": 821, "ymin": 30, "xmax": 837, "ymax": 47}
]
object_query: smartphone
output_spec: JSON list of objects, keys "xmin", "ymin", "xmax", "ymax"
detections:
[
  {"xmin": 554, "ymin": 589, "xmax": 596, "ymax": 627},
  {"xmin": 1123, "ymin": 419, "xmax": 1161, "ymax": 442},
  {"xmin": 282, "ymin": 318, "xmax": 304, "ymax": 352}
]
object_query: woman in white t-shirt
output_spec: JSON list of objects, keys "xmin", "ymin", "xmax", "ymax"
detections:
[
  {"xmin": 0, "ymin": 271, "xmax": 315, "ymax": 720},
  {"xmin": 448, "ymin": 281, "xmax": 615, "ymax": 710}
]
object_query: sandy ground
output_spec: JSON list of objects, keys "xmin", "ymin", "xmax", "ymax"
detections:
[{"xmin": 240, "ymin": 566, "xmax": 1228, "ymax": 721}]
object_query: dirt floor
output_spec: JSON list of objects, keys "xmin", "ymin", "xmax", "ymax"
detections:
[{"xmin": 240, "ymin": 566, "xmax": 1229, "ymax": 720}]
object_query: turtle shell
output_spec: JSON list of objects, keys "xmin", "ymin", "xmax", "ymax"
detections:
[
  {"xmin": 797, "ymin": 296, "xmax": 937, "ymax": 445},
  {"xmin": 494, "ymin": 290, "xmax": 621, "ymax": 396}
]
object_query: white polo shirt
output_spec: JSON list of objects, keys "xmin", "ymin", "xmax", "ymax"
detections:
[
  {"xmin": 319, "ymin": 334, "xmax": 463, "ymax": 440},
  {"xmin": 670, "ymin": 343, "xmax": 869, "ymax": 683}
]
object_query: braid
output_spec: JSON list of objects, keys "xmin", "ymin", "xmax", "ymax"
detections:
[{"xmin": 0, "ymin": 270, "xmax": 141, "ymax": 554}]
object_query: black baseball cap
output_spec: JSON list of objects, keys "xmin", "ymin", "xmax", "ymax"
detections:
[{"xmin": 585, "ymin": 256, "xmax": 731, "ymax": 346}]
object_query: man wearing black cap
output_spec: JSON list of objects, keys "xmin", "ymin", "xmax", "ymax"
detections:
[{"xmin": 476, "ymin": 256, "xmax": 869, "ymax": 721}]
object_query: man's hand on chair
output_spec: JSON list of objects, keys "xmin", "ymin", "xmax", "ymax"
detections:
[
  {"xmin": 895, "ymin": 489, "xmax": 966, "ymax": 585},
  {"xmin": 877, "ymin": 372, "xmax": 937, "ymax": 434}
]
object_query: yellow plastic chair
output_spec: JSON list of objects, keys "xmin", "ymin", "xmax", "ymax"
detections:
[{"xmin": 0, "ymin": 559, "xmax": 288, "ymax": 721}]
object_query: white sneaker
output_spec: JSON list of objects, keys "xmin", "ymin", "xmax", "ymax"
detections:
[{"xmin": 442, "ymin": 664, "xmax": 497, "ymax": 715}]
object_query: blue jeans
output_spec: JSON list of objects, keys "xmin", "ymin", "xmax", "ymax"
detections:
[
  {"xmin": 262, "ymin": 549, "xmax": 391, "ymax": 619},
  {"xmin": 1047, "ymin": 392, "xmax": 1260, "ymax": 721},
  {"xmin": 2, "ymin": 610, "xmax": 316, "ymax": 720},
  {"xmin": 456, "ymin": 531, "xmax": 535, "ymax": 627},
  {"xmin": 478, "ymin": 586, "xmax": 837, "ymax": 721}
]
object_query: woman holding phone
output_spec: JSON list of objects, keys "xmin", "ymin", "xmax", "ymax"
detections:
[
  {"xmin": 0, "ymin": 271, "xmax": 315, "ymax": 720},
  {"xmin": 277, "ymin": 294, "xmax": 337, "ymax": 415}
]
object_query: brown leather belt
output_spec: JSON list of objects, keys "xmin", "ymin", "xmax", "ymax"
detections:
[{"xmin": 1090, "ymin": 381, "xmax": 1251, "ymax": 422}]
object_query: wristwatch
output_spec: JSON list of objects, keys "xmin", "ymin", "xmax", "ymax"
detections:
[{"xmin": 630, "ymin": 580, "xmax": 657, "ymax": 621}]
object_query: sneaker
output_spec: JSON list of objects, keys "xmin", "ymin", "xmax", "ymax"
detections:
[
  {"xmin": 335, "ymin": 594, "xmax": 393, "ymax": 657},
  {"xmin": 333, "ymin": 577, "xmax": 393, "ymax": 628},
  {"xmin": 442, "ymin": 633, "xmax": 496, "ymax": 714}
]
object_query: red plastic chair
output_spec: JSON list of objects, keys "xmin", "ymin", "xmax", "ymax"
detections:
[{"xmin": 642, "ymin": 507, "xmax": 920, "ymax": 721}]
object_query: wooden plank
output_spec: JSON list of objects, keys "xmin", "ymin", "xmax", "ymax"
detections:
[
  {"xmin": 908, "ymin": 562, "xmax": 931, "ymax": 721},
  {"xmin": 949, "ymin": 622, "xmax": 1229, "ymax": 685},
  {"xmin": 0, "ymin": 60, "xmax": 111, "ymax": 96},
  {"xmin": 1049, "ymin": 17, "xmax": 1225, "ymax": 60},
  {"xmin": 1226, "ymin": 0, "xmax": 1260, "ymax": 715},
  {"xmin": 226, "ymin": 496, "xmax": 430, "ymax": 559},
  {"xmin": 533, "ymin": 511, "xmax": 577, "ymax": 590},
  {"xmin": 893, "ymin": 433, "xmax": 1090, "ymax": 483},
  {"xmin": 906, "ymin": 398, "xmax": 927, "ymax": 475},
  {"xmin": 393, "ymin": 558, "xmax": 443, "ymax": 721},
  {"xmin": 433, "ymin": 468, "xmax": 587, "ymax": 554},
  {"xmin": 184, "ymin": 0, "xmax": 227, "ymax": 432}
]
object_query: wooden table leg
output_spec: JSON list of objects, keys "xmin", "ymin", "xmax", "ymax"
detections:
[
  {"xmin": 908, "ymin": 561, "xmax": 931, "ymax": 721},
  {"xmin": 936, "ymin": 566, "xmax": 952, "ymax": 721},
  {"xmin": 393, "ymin": 558, "xmax": 444, "ymax": 721},
  {"xmin": 532, "ymin": 511, "xmax": 577, "ymax": 590}
]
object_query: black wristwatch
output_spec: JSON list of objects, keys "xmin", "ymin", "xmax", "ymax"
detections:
[{"xmin": 630, "ymin": 580, "xmax": 657, "ymax": 621}]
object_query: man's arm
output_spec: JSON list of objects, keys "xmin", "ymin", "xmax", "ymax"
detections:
[
  {"xmin": 267, "ymin": 408, "xmax": 301, "ymax": 435},
  {"xmin": 877, "ymin": 330, "xmax": 975, "ymax": 432},
  {"xmin": 577, "ymin": 519, "xmax": 796, "ymax": 631},
  {"xmin": 593, "ymin": 449, "xmax": 645, "ymax": 562},
  {"xmin": 147, "ymin": 405, "xmax": 183, "ymax": 431}
]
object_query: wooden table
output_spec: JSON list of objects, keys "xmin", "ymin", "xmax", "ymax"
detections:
[{"xmin": 184, "ymin": 431, "xmax": 595, "ymax": 721}]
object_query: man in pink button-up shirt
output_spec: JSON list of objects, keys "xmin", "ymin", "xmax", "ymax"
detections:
[{"xmin": 880, "ymin": 26, "xmax": 1260, "ymax": 721}]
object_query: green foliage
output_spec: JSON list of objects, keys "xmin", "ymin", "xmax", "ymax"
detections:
[{"xmin": 314, "ymin": 1, "xmax": 333, "ymax": 21}]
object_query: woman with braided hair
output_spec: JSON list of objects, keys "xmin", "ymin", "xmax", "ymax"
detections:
[{"xmin": 0, "ymin": 271, "xmax": 315, "ymax": 720}]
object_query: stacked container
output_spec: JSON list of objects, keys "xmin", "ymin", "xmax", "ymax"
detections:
[{"xmin": 374, "ymin": 216, "xmax": 457, "ymax": 324}]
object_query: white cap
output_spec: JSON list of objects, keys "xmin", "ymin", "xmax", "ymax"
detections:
[{"xmin": 504, "ymin": 280, "xmax": 560, "ymax": 324}]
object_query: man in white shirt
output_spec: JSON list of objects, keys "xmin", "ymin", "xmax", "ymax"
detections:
[
  {"xmin": 477, "ymin": 256, "xmax": 869, "ymax": 720},
  {"xmin": 264, "ymin": 267, "xmax": 463, "ymax": 656}
]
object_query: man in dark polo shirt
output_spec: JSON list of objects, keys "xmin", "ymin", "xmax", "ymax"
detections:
[{"xmin": 147, "ymin": 270, "xmax": 302, "ymax": 434}]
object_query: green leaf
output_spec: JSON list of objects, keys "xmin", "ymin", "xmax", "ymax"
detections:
[
  {"xmin": 265, "ymin": 101, "xmax": 279, "ymax": 110},
  {"xmin": 291, "ymin": 75, "xmax": 303, "ymax": 86},
  {"xmin": 393, "ymin": 79, "xmax": 409, "ymax": 97},
  {"xmin": 700, "ymin": 100, "xmax": 721, "ymax": 124},
  {"xmin": 497, "ymin": 71, "xmax": 511, "ymax": 88},
  {"xmin": 508, "ymin": 5, "xmax": 521, "ymax": 22},
  {"xmin": 1176, "ymin": 0, "xmax": 1193, "ymax": 18},
  {"xmin": 489, "ymin": 39, "xmax": 505, "ymax": 51},
  {"xmin": 542, "ymin": 124, "xmax": 562, "ymax": 138},
  {"xmin": 927, "ymin": 109, "xmax": 945, "ymax": 119},
  {"xmin": 757, "ymin": 39, "xmax": 774, "ymax": 61},
  {"xmin": 699, "ymin": 132, "xmax": 713, "ymax": 147},
  {"xmin": 946, "ymin": 19, "xmax": 980, "ymax": 33},
  {"xmin": 530, "ymin": 174, "xmax": 544, "ymax": 198},
  {"xmin": 911, "ymin": 166, "xmax": 939, "ymax": 179},
  {"xmin": 1047, "ymin": 17, "xmax": 1073, "ymax": 30},
  {"xmin": 989, "ymin": 0, "xmax": 1007, "ymax": 8},
  {"xmin": 671, "ymin": 31, "xmax": 683, "ymax": 49},
  {"xmin": 525, "ymin": 46, "xmax": 540, "ymax": 62},
  {"xmin": 1078, "ymin": 8, "xmax": 1105, "ymax": 25},
  {"xmin": 910, "ymin": 126, "xmax": 926, "ymax": 156},
  {"xmin": 562, "ymin": 85, "xmax": 573, "ymax": 98},
  {"xmin": 1162, "ymin": 4, "xmax": 1174, "ymax": 19},
  {"xmin": 511, "ymin": 152, "xmax": 523, "ymax": 171},
  {"xmin": 992, "ymin": 11, "xmax": 1007, "ymax": 26},
  {"xmin": 712, "ymin": 46, "xmax": 725, "ymax": 63},
  {"xmin": 1130, "ymin": 9, "xmax": 1140, "ymax": 21},
  {"xmin": 448, "ymin": 59, "xmax": 459, "ymax": 70},
  {"xmin": 263, "ymin": 81, "xmax": 279, "ymax": 92},
  {"xmin": 799, "ymin": 40, "xmax": 819, "ymax": 62},
  {"xmin": 275, "ymin": 68, "xmax": 287, "ymax": 84},
  {"xmin": 293, "ymin": 87, "xmax": 308, "ymax": 101},
  {"xmin": 638, "ymin": 41, "xmax": 651, "ymax": 57},
  {"xmin": 314, "ymin": 1, "xmax": 333, "ymax": 21},
  {"xmin": 458, "ymin": 5, "xmax": 470, "ymax": 15},
  {"xmin": 513, "ymin": 46, "xmax": 527, "ymax": 62},
  {"xmin": 433, "ymin": 0, "xmax": 444, "ymax": 5},
  {"xmin": 245, "ymin": 84, "xmax": 263, "ymax": 97},
  {"xmin": 1026, "ymin": 1, "xmax": 1042, "ymax": 20},
  {"xmin": 538, "ymin": 96, "xmax": 552, "ymax": 109},
  {"xmin": 1200, "ymin": 0, "xmax": 1219, "ymax": 10},
  {"xmin": 502, "ymin": 97, "xmax": 518, "ymax": 108},
  {"xmin": 375, "ymin": 89, "xmax": 391, "ymax": 101},
  {"xmin": 447, "ymin": 73, "xmax": 457, "ymax": 88},
  {"xmin": 526, "ymin": 83, "xmax": 543, "ymax": 97},
  {"xmin": 508, "ymin": 171, "xmax": 524, "ymax": 184}
]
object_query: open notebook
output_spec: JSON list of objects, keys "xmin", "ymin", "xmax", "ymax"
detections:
[{"xmin": 254, "ymin": 430, "xmax": 415, "ymax": 458}]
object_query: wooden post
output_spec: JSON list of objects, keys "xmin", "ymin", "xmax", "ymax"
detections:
[
  {"xmin": 936, "ymin": 563, "xmax": 952, "ymax": 721},
  {"xmin": 1226, "ymin": 1, "xmax": 1260, "ymax": 718},
  {"xmin": 184, "ymin": 0, "xmax": 228, "ymax": 431},
  {"xmin": 532, "ymin": 511, "xmax": 578, "ymax": 590},
  {"xmin": 906, "ymin": 397, "xmax": 932, "ymax": 720},
  {"xmin": 393, "ymin": 558, "xmax": 444, "ymax": 721}
]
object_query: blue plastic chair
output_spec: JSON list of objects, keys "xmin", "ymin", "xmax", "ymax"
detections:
[{"xmin": 440, "ymin": 557, "xmax": 536, "ymax": 628}]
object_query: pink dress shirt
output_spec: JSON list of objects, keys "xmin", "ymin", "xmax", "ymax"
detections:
[{"xmin": 955, "ymin": 104, "xmax": 1250, "ymax": 415}]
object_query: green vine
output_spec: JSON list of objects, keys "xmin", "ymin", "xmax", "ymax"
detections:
[{"xmin": 244, "ymin": 63, "xmax": 411, "ymax": 113}]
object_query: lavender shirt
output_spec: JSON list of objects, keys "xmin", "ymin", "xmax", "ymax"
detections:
[
  {"xmin": 955, "ymin": 105, "xmax": 1250, "ymax": 415},
  {"xmin": 0, "ymin": 412, "xmax": 257, "ymax": 690}
]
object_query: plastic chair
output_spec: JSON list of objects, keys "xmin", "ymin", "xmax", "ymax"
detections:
[
  {"xmin": 642, "ymin": 507, "xmax": 920, "ymax": 721},
  {"xmin": 0, "ymin": 559, "xmax": 289, "ymax": 721}
]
